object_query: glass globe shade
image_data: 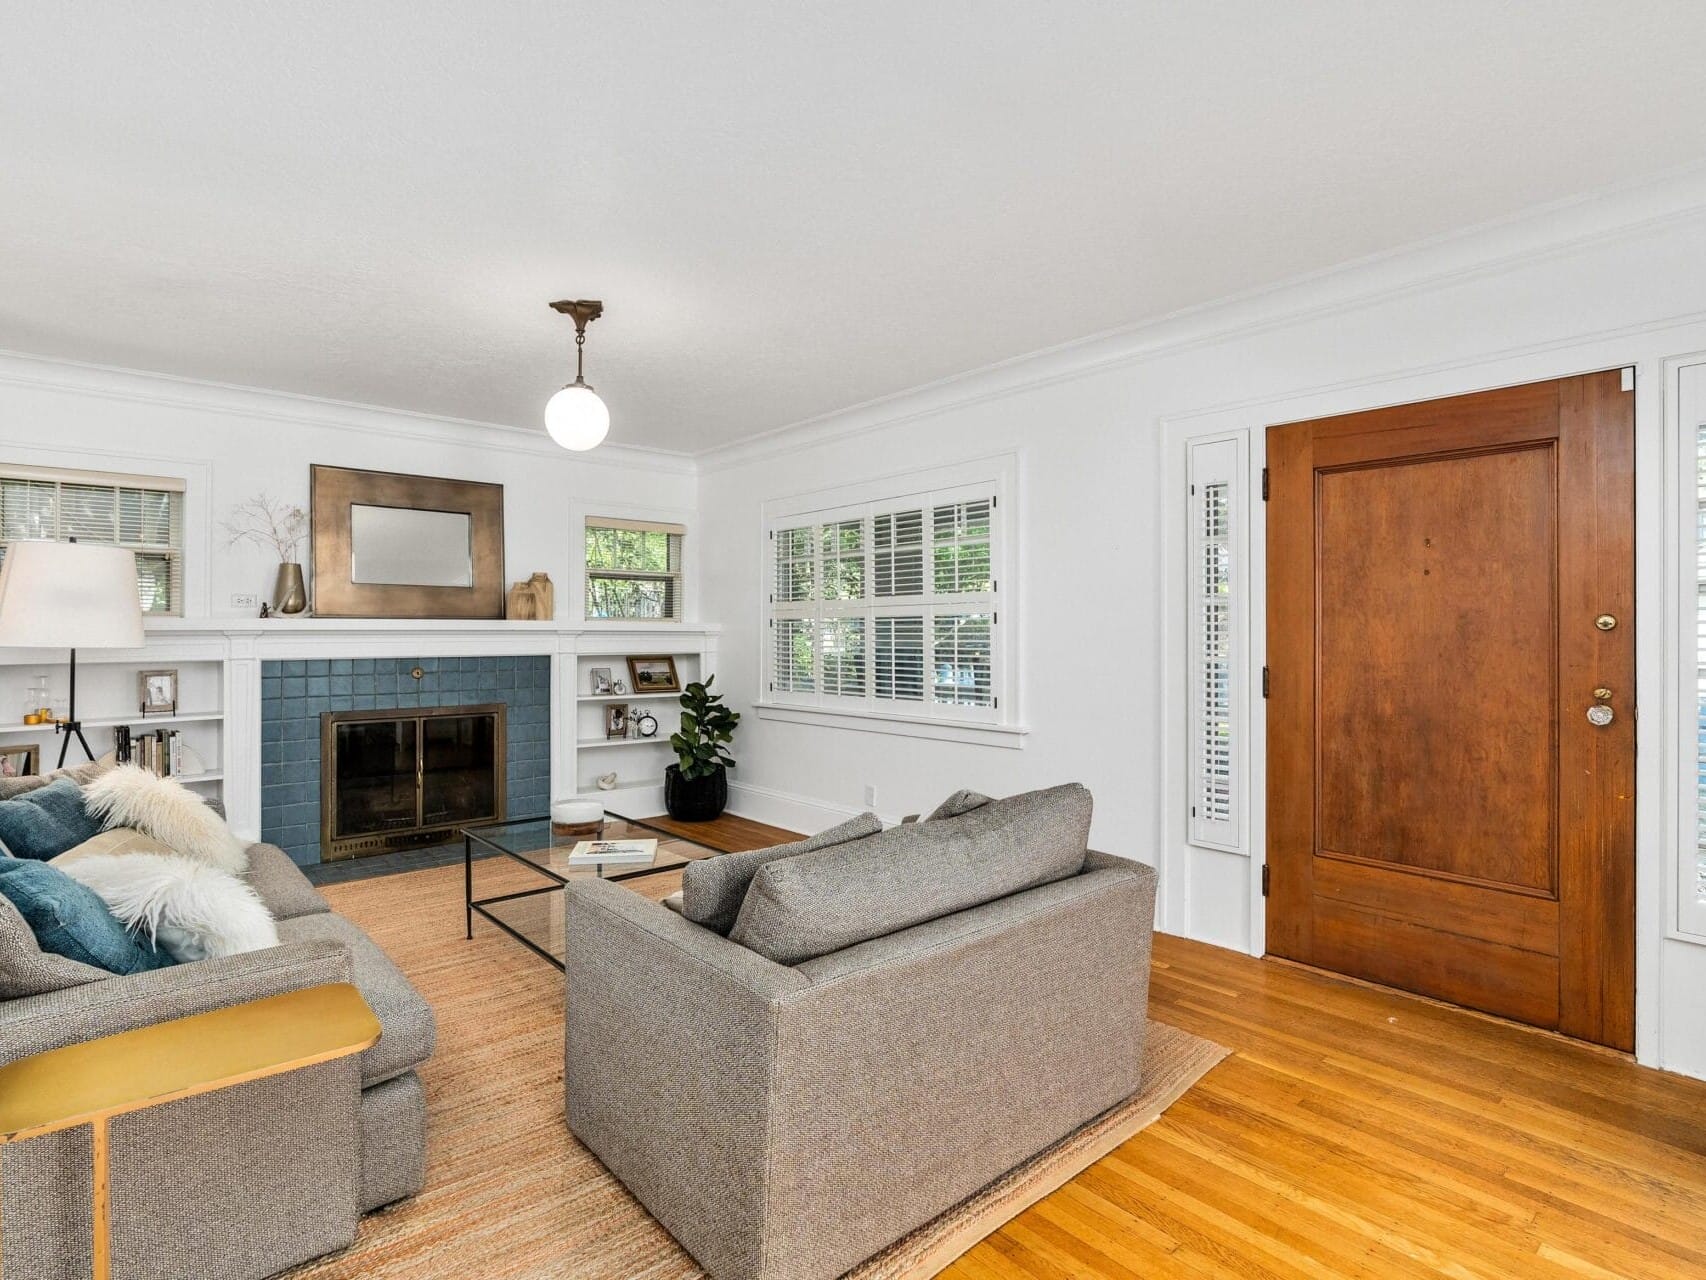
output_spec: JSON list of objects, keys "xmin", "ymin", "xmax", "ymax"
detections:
[{"xmin": 544, "ymin": 383, "xmax": 610, "ymax": 451}]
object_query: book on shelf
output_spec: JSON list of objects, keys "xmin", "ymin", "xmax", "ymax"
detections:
[
  {"xmin": 565, "ymin": 838, "xmax": 658, "ymax": 866},
  {"xmin": 112, "ymin": 726, "xmax": 204, "ymax": 779}
]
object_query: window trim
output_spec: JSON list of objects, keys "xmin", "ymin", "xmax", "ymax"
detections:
[
  {"xmin": 584, "ymin": 515, "xmax": 686, "ymax": 622},
  {"xmin": 756, "ymin": 455, "xmax": 1024, "ymax": 746},
  {"xmin": 570, "ymin": 501, "xmax": 696, "ymax": 625},
  {"xmin": 0, "ymin": 461, "xmax": 189, "ymax": 617}
]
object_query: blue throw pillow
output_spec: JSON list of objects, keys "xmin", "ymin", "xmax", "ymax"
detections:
[
  {"xmin": 0, "ymin": 859, "xmax": 174, "ymax": 975},
  {"xmin": 0, "ymin": 776, "xmax": 103, "ymax": 860}
]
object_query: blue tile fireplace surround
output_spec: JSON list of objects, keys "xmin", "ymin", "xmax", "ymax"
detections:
[{"xmin": 260, "ymin": 655, "xmax": 551, "ymax": 865}]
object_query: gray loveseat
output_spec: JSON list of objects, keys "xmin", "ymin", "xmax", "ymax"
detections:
[
  {"xmin": 0, "ymin": 842, "xmax": 434, "ymax": 1280},
  {"xmin": 564, "ymin": 784, "xmax": 1156, "ymax": 1280}
]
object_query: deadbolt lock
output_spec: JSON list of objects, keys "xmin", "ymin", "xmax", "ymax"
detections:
[
  {"xmin": 1595, "ymin": 614, "xmax": 1617, "ymax": 631},
  {"xmin": 1593, "ymin": 687, "xmax": 1613, "ymax": 701}
]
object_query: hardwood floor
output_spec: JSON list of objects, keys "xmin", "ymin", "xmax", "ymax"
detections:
[
  {"xmin": 948, "ymin": 935, "xmax": 1706, "ymax": 1280},
  {"xmin": 517, "ymin": 814, "xmax": 1706, "ymax": 1277}
]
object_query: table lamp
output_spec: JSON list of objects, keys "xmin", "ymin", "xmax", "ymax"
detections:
[{"xmin": 0, "ymin": 541, "xmax": 145, "ymax": 767}]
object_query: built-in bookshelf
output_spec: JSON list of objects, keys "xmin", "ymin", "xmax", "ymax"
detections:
[
  {"xmin": 0, "ymin": 658, "xmax": 225, "ymax": 798},
  {"xmin": 570, "ymin": 649, "xmax": 701, "ymax": 801}
]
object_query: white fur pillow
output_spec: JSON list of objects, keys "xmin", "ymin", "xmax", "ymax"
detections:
[
  {"xmin": 54, "ymin": 851, "xmax": 278, "ymax": 962},
  {"xmin": 82, "ymin": 766, "xmax": 248, "ymax": 874}
]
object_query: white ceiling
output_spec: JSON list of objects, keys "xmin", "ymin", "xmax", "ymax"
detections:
[{"xmin": 4, "ymin": 3, "xmax": 1706, "ymax": 454}]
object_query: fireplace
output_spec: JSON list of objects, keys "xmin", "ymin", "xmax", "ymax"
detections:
[{"xmin": 320, "ymin": 704, "xmax": 506, "ymax": 861}]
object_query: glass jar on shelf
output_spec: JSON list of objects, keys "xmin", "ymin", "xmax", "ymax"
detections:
[{"xmin": 22, "ymin": 674, "xmax": 52, "ymax": 725}]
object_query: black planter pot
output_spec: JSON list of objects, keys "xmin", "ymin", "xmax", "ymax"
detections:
[{"xmin": 664, "ymin": 763, "xmax": 728, "ymax": 822}]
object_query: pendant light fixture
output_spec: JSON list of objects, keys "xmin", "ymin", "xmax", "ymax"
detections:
[{"xmin": 544, "ymin": 298, "xmax": 610, "ymax": 451}]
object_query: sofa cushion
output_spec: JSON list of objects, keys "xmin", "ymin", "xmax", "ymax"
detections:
[
  {"xmin": 729, "ymin": 783, "xmax": 1093, "ymax": 966},
  {"xmin": 243, "ymin": 843, "xmax": 331, "ymax": 919},
  {"xmin": 275, "ymin": 912, "xmax": 436, "ymax": 1086},
  {"xmin": 680, "ymin": 811, "xmax": 883, "ymax": 934},
  {"xmin": 0, "ymin": 858, "xmax": 175, "ymax": 975},
  {"xmin": 0, "ymin": 776, "xmax": 103, "ymax": 860},
  {"xmin": 0, "ymin": 888, "xmax": 108, "ymax": 996}
]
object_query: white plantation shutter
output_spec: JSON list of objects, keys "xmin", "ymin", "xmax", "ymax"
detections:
[
  {"xmin": 766, "ymin": 476, "xmax": 1006, "ymax": 724},
  {"xmin": 0, "ymin": 465, "xmax": 185, "ymax": 615},
  {"xmin": 1690, "ymin": 421, "xmax": 1706, "ymax": 935},
  {"xmin": 1189, "ymin": 439, "xmax": 1239, "ymax": 849}
]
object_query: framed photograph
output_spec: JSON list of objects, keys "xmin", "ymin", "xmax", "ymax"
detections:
[
  {"xmin": 626, "ymin": 655, "xmax": 680, "ymax": 694},
  {"xmin": 0, "ymin": 744, "xmax": 39, "ymax": 780},
  {"xmin": 605, "ymin": 704, "xmax": 629, "ymax": 738},
  {"xmin": 139, "ymin": 669, "xmax": 179, "ymax": 715},
  {"xmin": 589, "ymin": 667, "xmax": 614, "ymax": 696}
]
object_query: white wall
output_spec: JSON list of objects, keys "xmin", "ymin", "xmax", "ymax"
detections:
[
  {"xmin": 0, "ymin": 352, "xmax": 697, "ymax": 620},
  {"xmin": 698, "ymin": 170, "xmax": 1706, "ymax": 1080}
]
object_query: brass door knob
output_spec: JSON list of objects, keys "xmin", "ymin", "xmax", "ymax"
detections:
[{"xmin": 1595, "ymin": 614, "xmax": 1617, "ymax": 631}]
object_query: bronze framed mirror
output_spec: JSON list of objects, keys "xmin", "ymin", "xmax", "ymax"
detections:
[{"xmin": 311, "ymin": 465, "xmax": 505, "ymax": 618}]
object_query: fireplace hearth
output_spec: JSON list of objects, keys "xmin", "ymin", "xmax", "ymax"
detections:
[{"xmin": 321, "ymin": 704, "xmax": 506, "ymax": 860}]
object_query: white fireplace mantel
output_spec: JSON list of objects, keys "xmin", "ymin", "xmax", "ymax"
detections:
[{"xmin": 0, "ymin": 618, "xmax": 722, "ymax": 844}]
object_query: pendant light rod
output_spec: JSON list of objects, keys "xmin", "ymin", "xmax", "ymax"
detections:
[{"xmin": 549, "ymin": 299, "xmax": 603, "ymax": 386}]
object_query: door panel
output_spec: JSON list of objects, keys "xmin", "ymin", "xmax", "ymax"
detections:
[
  {"xmin": 1316, "ymin": 445, "xmax": 1558, "ymax": 891},
  {"xmin": 1266, "ymin": 371, "xmax": 1634, "ymax": 1050}
]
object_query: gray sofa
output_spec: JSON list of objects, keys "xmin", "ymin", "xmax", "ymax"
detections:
[
  {"xmin": 564, "ymin": 785, "xmax": 1156, "ymax": 1280},
  {"xmin": 0, "ymin": 842, "xmax": 434, "ymax": 1280}
]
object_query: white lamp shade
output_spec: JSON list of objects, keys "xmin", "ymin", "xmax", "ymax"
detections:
[
  {"xmin": 0, "ymin": 541, "xmax": 145, "ymax": 650},
  {"xmin": 544, "ymin": 383, "xmax": 611, "ymax": 451}
]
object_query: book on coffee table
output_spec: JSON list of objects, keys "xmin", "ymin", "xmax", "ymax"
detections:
[{"xmin": 566, "ymin": 838, "xmax": 659, "ymax": 866}]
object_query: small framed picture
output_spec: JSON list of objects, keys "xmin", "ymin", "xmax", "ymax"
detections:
[
  {"xmin": 139, "ymin": 669, "xmax": 178, "ymax": 715},
  {"xmin": 626, "ymin": 655, "xmax": 680, "ymax": 694},
  {"xmin": 605, "ymin": 704, "xmax": 629, "ymax": 738},
  {"xmin": 589, "ymin": 667, "xmax": 614, "ymax": 696},
  {"xmin": 0, "ymin": 744, "xmax": 39, "ymax": 780}
]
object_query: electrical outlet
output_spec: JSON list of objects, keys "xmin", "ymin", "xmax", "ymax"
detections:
[
  {"xmin": 864, "ymin": 784, "xmax": 878, "ymax": 807},
  {"xmin": 231, "ymin": 593, "xmax": 259, "ymax": 610}
]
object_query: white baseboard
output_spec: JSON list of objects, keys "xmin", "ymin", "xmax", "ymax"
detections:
[{"xmin": 725, "ymin": 780, "xmax": 891, "ymax": 834}]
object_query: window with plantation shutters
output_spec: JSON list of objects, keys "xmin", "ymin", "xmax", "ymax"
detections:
[
  {"xmin": 763, "ymin": 463, "xmax": 1013, "ymax": 730},
  {"xmin": 0, "ymin": 465, "xmax": 185, "ymax": 615},
  {"xmin": 585, "ymin": 517, "xmax": 684, "ymax": 620},
  {"xmin": 1188, "ymin": 439, "xmax": 1239, "ymax": 849},
  {"xmin": 1678, "ymin": 416, "xmax": 1706, "ymax": 935}
]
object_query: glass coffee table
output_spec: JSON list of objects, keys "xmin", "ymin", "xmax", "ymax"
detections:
[{"xmin": 462, "ymin": 810, "xmax": 720, "ymax": 969}]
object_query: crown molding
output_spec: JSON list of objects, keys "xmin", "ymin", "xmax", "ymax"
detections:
[
  {"xmin": 0, "ymin": 349, "xmax": 697, "ymax": 475},
  {"xmin": 697, "ymin": 160, "xmax": 1706, "ymax": 474}
]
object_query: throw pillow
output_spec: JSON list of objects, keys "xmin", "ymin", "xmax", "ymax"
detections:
[
  {"xmin": 0, "ymin": 776, "xmax": 103, "ymax": 860},
  {"xmin": 53, "ymin": 826, "xmax": 179, "ymax": 868},
  {"xmin": 730, "ymin": 782, "xmax": 1093, "ymax": 966},
  {"xmin": 82, "ymin": 766, "xmax": 248, "ymax": 874},
  {"xmin": 56, "ymin": 852, "xmax": 278, "ymax": 962},
  {"xmin": 680, "ymin": 811, "xmax": 883, "ymax": 934},
  {"xmin": 0, "ymin": 858, "xmax": 175, "ymax": 975},
  {"xmin": 0, "ymin": 891, "xmax": 109, "ymax": 997},
  {"xmin": 925, "ymin": 788, "xmax": 992, "ymax": 821},
  {"xmin": 0, "ymin": 751, "xmax": 117, "ymax": 801}
]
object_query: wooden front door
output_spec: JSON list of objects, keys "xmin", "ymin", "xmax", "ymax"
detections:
[{"xmin": 1266, "ymin": 371, "xmax": 1634, "ymax": 1049}]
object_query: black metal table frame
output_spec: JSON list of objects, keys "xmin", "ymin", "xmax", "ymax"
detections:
[{"xmin": 462, "ymin": 810, "xmax": 699, "ymax": 970}]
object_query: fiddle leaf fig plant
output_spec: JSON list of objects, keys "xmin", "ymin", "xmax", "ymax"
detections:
[{"xmin": 670, "ymin": 676, "xmax": 740, "ymax": 780}]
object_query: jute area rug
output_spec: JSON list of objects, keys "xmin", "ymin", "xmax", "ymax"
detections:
[{"xmin": 287, "ymin": 861, "xmax": 1228, "ymax": 1280}]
